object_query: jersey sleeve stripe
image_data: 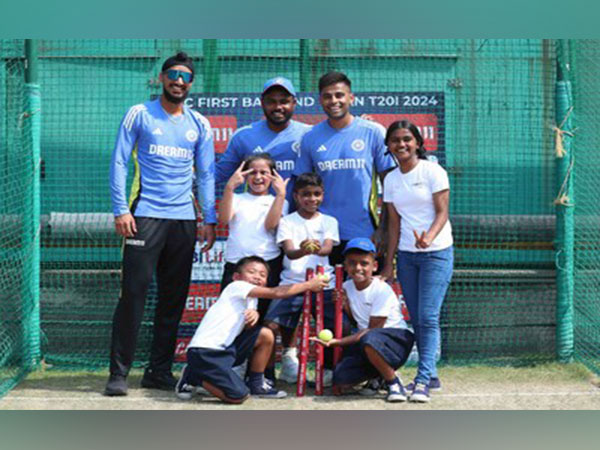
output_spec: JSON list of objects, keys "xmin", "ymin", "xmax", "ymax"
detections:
[
  {"xmin": 192, "ymin": 110, "xmax": 214, "ymax": 142},
  {"xmin": 124, "ymin": 104, "xmax": 145, "ymax": 131}
]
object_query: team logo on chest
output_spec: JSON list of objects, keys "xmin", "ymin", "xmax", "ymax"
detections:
[
  {"xmin": 291, "ymin": 141, "xmax": 301, "ymax": 155},
  {"xmin": 186, "ymin": 129, "xmax": 198, "ymax": 143},
  {"xmin": 351, "ymin": 139, "xmax": 366, "ymax": 152}
]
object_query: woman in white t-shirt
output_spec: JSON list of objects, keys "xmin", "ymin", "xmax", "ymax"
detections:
[
  {"xmin": 218, "ymin": 153, "xmax": 289, "ymax": 320},
  {"xmin": 380, "ymin": 121, "xmax": 453, "ymax": 404}
]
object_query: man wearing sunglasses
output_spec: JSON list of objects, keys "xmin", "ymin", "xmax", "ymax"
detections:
[{"xmin": 106, "ymin": 52, "xmax": 216, "ymax": 396}]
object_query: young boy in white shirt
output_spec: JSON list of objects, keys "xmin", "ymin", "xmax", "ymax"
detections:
[
  {"xmin": 176, "ymin": 256, "xmax": 327, "ymax": 404},
  {"xmin": 264, "ymin": 172, "xmax": 348, "ymax": 386},
  {"xmin": 312, "ymin": 237, "xmax": 415, "ymax": 402}
]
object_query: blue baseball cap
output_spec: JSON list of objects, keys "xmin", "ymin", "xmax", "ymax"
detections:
[
  {"xmin": 262, "ymin": 77, "xmax": 296, "ymax": 97},
  {"xmin": 343, "ymin": 237, "xmax": 377, "ymax": 255}
]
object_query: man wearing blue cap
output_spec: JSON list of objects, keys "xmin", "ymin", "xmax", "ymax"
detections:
[
  {"xmin": 215, "ymin": 77, "xmax": 311, "ymax": 204},
  {"xmin": 215, "ymin": 77, "xmax": 310, "ymax": 383}
]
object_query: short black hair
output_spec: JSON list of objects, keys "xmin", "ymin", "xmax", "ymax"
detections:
[
  {"xmin": 242, "ymin": 152, "xmax": 276, "ymax": 174},
  {"xmin": 293, "ymin": 172, "xmax": 323, "ymax": 192},
  {"xmin": 234, "ymin": 256, "xmax": 270, "ymax": 274},
  {"xmin": 318, "ymin": 71, "xmax": 352, "ymax": 93}
]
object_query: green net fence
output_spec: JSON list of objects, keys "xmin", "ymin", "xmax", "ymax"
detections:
[
  {"xmin": 570, "ymin": 40, "xmax": 600, "ymax": 375},
  {"xmin": 0, "ymin": 39, "xmax": 39, "ymax": 397},
  {"xmin": 1, "ymin": 39, "xmax": 599, "ymax": 395}
]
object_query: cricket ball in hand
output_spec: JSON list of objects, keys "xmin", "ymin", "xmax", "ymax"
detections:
[
  {"xmin": 304, "ymin": 241, "xmax": 319, "ymax": 252},
  {"xmin": 318, "ymin": 329, "xmax": 333, "ymax": 342},
  {"xmin": 318, "ymin": 274, "xmax": 330, "ymax": 283}
]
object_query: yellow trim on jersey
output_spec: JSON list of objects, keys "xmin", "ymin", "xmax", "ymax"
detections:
[
  {"xmin": 128, "ymin": 145, "xmax": 140, "ymax": 208},
  {"xmin": 369, "ymin": 171, "xmax": 380, "ymax": 227}
]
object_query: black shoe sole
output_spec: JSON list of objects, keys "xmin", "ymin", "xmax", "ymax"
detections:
[
  {"xmin": 140, "ymin": 379, "xmax": 176, "ymax": 391},
  {"xmin": 103, "ymin": 388, "xmax": 128, "ymax": 397}
]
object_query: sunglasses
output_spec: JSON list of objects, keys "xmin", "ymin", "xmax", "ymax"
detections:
[{"xmin": 165, "ymin": 69, "xmax": 193, "ymax": 83}]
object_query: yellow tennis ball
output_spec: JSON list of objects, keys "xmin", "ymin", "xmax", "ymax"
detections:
[
  {"xmin": 318, "ymin": 329, "xmax": 333, "ymax": 342},
  {"xmin": 305, "ymin": 242, "xmax": 319, "ymax": 252},
  {"xmin": 318, "ymin": 274, "xmax": 330, "ymax": 283}
]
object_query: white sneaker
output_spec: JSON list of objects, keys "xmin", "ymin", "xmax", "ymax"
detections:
[
  {"xmin": 278, "ymin": 354, "xmax": 299, "ymax": 384},
  {"xmin": 307, "ymin": 368, "xmax": 333, "ymax": 387},
  {"xmin": 195, "ymin": 386, "xmax": 210, "ymax": 396},
  {"xmin": 386, "ymin": 379, "xmax": 408, "ymax": 403}
]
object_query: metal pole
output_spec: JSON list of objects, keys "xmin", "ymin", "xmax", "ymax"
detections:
[
  {"xmin": 555, "ymin": 39, "xmax": 574, "ymax": 363},
  {"xmin": 24, "ymin": 39, "xmax": 41, "ymax": 368},
  {"xmin": 202, "ymin": 39, "xmax": 220, "ymax": 93}
]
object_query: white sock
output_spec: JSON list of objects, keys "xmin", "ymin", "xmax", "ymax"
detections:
[{"xmin": 282, "ymin": 347, "xmax": 298, "ymax": 359}]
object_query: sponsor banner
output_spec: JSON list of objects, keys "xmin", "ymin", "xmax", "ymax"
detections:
[
  {"xmin": 191, "ymin": 240, "xmax": 226, "ymax": 282},
  {"xmin": 175, "ymin": 337, "xmax": 191, "ymax": 362},
  {"xmin": 185, "ymin": 91, "xmax": 445, "ymax": 164},
  {"xmin": 205, "ymin": 115, "xmax": 237, "ymax": 154},
  {"xmin": 180, "ymin": 283, "xmax": 220, "ymax": 324}
]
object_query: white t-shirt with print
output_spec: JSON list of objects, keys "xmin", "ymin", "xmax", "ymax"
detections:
[
  {"xmin": 277, "ymin": 211, "xmax": 339, "ymax": 289},
  {"xmin": 188, "ymin": 280, "xmax": 257, "ymax": 350},
  {"xmin": 225, "ymin": 192, "xmax": 289, "ymax": 263},
  {"xmin": 343, "ymin": 277, "xmax": 407, "ymax": 330},
  {"xmin": 383, "ymin": 160, "xmax": 453, "ymax": 252}
]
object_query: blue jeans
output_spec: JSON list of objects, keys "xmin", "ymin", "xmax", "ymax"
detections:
[{"xmin": 396, "ymin": 246, "xmax": 453, "ymax": 385}]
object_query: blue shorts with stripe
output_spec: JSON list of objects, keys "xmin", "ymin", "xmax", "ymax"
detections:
[
  {"xmin": 333, "ymin": 328, "xmax": 415, "ymax": 386},
  {"xmin": 184, "ymin": 326, "xmax": 262, "ymax": 400}
]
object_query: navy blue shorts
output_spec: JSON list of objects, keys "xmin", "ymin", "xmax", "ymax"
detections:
[
  {"xmin": 333, "ymin": 328, "xmax": 415, "ymax": 386},
  {"xmin": 265, "ymin": 290, "xmax": 351, "ymax": 331},
  {"xmin": 184, "ymin": 326, "xmax": 262, "ymax": 400}
]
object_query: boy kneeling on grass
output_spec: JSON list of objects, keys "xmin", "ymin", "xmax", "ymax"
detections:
[
  {"xmin": 176, "ymin": 255, "xmax": 327, "ymax": 404},
  {"xmin": 311, "ymin": 238, "xmax": 415, "ymax": 402}
]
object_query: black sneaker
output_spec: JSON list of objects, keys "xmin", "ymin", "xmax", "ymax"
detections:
[
  {"xmin": 175, "ymin": 365, "xmax": 195, "ymax": 400},
  {"xmin": 104, "ymin": 374, "xmax": 128, "ymax": 396},
  {"xmin": 140, "ymin": 367, "xmax": 178, "ymax": 391},
  {"xmin": 359, "ymin": 377, "xmax": 385, "ymax": 396}
]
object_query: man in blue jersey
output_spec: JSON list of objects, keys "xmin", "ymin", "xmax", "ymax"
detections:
[
  {"xmin": 105, "ymin": 52, "xmax": 216, "ymax": 396},
  {"xmin": 294, "ymin": 71, "xmax": 395, "ymax": 266},
  {"xmin": 215, "ymin": 77, "xmax": 311, "ymax": 204}
]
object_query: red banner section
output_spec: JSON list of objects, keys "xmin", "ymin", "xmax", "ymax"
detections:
[
  {"xmin": 206, "ymin": 115, "xmax": 237, "ymax": 153},
  {"xmin": 371, "ymin": 113, "xmax": 439, "ymax": 152},
  {"xmin": 180, "ymin": 283, "xmax": 220, "ymax": 324}
]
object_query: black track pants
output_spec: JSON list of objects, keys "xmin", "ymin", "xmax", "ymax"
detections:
[{"xmin": 109, "ymin": 217, "xmax": 197, "ymax": 376}]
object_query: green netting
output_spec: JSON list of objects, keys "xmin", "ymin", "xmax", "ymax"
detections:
[
  {"xmin": 0, "ymin": 39, "xmax": 39, "ymax": 396},
  {"xmin": 569, "ymin": 40, "xmax": 600, "ymax": 374},
  {"xmin": 3, "ymin": 39, "xmax": 600, "ymax": 391}
]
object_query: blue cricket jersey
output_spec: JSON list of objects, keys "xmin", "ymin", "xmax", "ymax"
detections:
[
  {"xmin": 294, "ymin": 117, "xmax": 395, "ymax": 240},
  {"xmin": 110, "ymin": 99, "xmax": 216, "ymax": 223},
  {"xmin": 215, "ymin": 119, "xmax": 311, "ymax": 202}
]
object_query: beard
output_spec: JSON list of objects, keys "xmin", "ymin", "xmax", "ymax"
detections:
[
  {"xmin": 162, "ymin": 86, "xmax": 188, "ymax": 104},
  {"xmin": 265, "ymin": 110, "xmax": 293, "ymax": 127}
]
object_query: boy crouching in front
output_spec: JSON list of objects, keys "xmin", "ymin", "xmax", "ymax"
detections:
[
  {"xmin": 312, "ymin": 238, "xmax": 415, "ymax": 402},
  {"xmin": 176, "ymin": 256, "xmax": 327, "ymax": 404}
]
